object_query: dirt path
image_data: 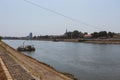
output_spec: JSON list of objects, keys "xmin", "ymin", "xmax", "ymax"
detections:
[
  {"xmin": 0, "ymin": 51, "xmax": 34, "ymax": 80},
  {"xmin": 0, "ymin": 41, "xmax": 73, "ymax": 80}
]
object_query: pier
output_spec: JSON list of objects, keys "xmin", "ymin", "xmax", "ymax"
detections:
[{"xmin": 0, "ymin": 41, "xmax": 73, "ymax": 80}]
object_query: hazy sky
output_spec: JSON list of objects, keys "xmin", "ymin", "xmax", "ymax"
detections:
[{"xmin": 0, "ymin": 0, "xmax": 120, "ymax": 37}]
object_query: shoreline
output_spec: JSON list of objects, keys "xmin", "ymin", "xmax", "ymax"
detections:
[
  {"xmin": 0, "ymin": 41, "xmax": 76, "ymax": 80},
  {"xmin": 84, "ymin": 39, "xmax": 120, "ymax": 44},
  {"xmin": 56, "ymin": 39, "xmax": 120, "ymax": 44},
  {"xmin": 3, "ymin": 39, "xmax": 120, "ymax": 44}
]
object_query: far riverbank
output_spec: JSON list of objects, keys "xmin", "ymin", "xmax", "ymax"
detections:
[
  {"xmin": 53, "ymin": 39, "xmax": 120, "ymax": 44},
  {"xmin": 3, "ymin": 38, "xmax": 120, "ymax": 44},
  {"xmin": 83, "ymin": 39, "xmax": 120, "ymax": 44}
]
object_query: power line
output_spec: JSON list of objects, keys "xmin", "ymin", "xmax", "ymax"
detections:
[{"xmin": 24, "ymin": 0, "xmax": 104, "ymax": 30}]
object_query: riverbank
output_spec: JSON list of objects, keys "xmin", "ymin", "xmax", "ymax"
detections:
[
  {"xmin": 3, "ymin": 38, "xmax": 120, "ymax": 44},
  {"xmin": 0, "ymin": 41, "xmax": 75, "ymax": 80},
  {"xmin": 84, "ymin": 39, "xmax": 120, "ymax": 44},
  {"xmin": 62, "ymin": 39, "xmax": 120, "ymax": 44},
  {"xmin": 34, "ymin": 38, "xmax": 120, "ymax": 44}
]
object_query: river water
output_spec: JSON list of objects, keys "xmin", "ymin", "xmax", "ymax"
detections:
[{"xmin": 3, "ymin": 40, "xmax": 120, "ymax": 80}]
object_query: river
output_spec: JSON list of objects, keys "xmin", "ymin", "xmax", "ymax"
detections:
[{"xmin": 3, "ymin": 40, "xmax": 120, "ymax": 80}]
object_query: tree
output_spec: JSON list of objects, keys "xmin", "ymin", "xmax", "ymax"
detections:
[
  {"xmin": 84, "ymin": 32, "xmax": 88, "ymax": 35},
  {"xmin": 91, "ymin": 32, "xmax": 99, "ymax": 38},
  {"xmin": 99, "ymin": 31, "xmax": 107, "ymax": 38},
  {"xmin": 72, "ymin": 30, "xmax": 80, "ymax": 39},
  {"xmin": 0, "ymin": 36, "xmax": 2, "ymax": 41},
  {"xmin": 79, "ymin": 32, "xmax": 84, "ymax": 38},
  {"xmin": 64, "ymin": 31, "xmax": 72, "ymax": 39},
  {"xmin": 108, "ymin": 32, "xmax": 114, "ymax": 38}
]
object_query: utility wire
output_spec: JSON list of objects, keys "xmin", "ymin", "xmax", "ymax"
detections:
[{"xmin": 24, "ymin": 0, "xmax": 104, "ymax": 30}]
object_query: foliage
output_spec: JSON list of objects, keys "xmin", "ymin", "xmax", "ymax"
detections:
[
  {"xmin": 91, "ymin": 32, "xmax": 99, "ymax": 38},
  {"xmin": 99, "ymin": 31, "xmax": 107, "ymax": 38},
  {"xmin": 108, "ymin": 32, "xmax": 115, "ymax": 38},
  {"xmin": 91, "ymin": 31, "xmax": 115, "ymax": 38},
  {"xmin": 65, "ymin": 30, "xmax": 83, "ymax": 39},
  {"xmin": 84, "ymin": 32, "xmax": 88, "ymax": 35},
  {"xmin": 0, "ymin": 36, "xmax": 2, "ymax": 41},
  {"xmin": 72, "ymin": 30, "xmax": 80, "ymax": 39}
]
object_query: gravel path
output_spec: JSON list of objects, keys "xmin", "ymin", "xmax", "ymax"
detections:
[{"xmin": 0, "ymin": 49, "xmax": 35, "ymax": 80}]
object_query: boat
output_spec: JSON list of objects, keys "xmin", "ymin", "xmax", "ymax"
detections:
[
  {"xmin": 17, "ymin": 41, "xmax": 35, "ymax": 51},
  {"xmin": 52, "ymin": 39, "xmax": 59, "ymax": 42},
  {"xmin": 17, "ymin": 45, "xmax": 35, "ymax": 51}
]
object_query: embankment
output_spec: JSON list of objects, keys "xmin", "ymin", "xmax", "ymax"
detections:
[{"xmin": 0, "ymin": 41, "xmax": 75, "ymax": 80}]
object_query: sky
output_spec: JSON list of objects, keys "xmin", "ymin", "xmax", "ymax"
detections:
[{"xmin": 0, "ymin": 0, "xmax": 120, "ymax": 37}]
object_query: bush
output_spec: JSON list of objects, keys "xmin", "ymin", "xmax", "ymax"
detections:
[{"xmin": 0, "ymin": 36, "xmax": 2, "ymax": 41}]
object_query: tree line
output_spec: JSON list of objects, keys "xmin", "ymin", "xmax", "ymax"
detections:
[
  {"xmin": 65, "ymin": 30, "xmax": 115, "ymax": 39},
  {"xmin": 91, "ymin": 31, "xmax": 115, "ymax": 38},
  {"xmin": 0, "ymin": 30, "xmax": 117, "ymax": 40}
]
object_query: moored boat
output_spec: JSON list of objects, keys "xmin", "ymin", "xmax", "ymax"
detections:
[{"xmin": 17, "ymin": 45, "xmax": 35, "ymax": 51}]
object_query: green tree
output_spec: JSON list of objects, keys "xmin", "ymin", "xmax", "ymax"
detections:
[
  {"xmin": 79, "ymin": 32, "xmax": 84, "ymax": 38},
  {"xmin": 108, "ymin": 32, "xmax": 114, "ymax": 38},
  {"xmin": 67, "ymin": 32, "xmax": 72, "ymax": 39},
  {"xmin": 72, "ymin": 30, "xmax": 80, "ymax": 39},
  {"xmin": 0, "ymin": 36, "xmax": 2, "ymax": 41},
  {"xmin": 91, "ymin": 32, "xmax": 99, "ymax": 38},
  {"xmin": 99, "ymin": 31, "xmax": 107, "ymax": 38},
  {"xmin": 84, "ymin": 32, "xmax": 88, "ymax": 35}
]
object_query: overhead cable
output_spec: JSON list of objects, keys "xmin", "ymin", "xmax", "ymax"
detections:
[{"xmin": 24, "ymin": 0, "xmax": 104, "ymax": 30}]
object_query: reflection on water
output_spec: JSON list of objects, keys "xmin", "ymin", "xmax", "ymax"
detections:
[{"xmin": 4, "ymin": 40, "xmax": 120, "ymax": 80}]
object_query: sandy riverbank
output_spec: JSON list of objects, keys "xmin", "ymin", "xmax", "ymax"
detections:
[{"xmin": 0, "ymin": 41, "xmax": 75, "ymax": 80}]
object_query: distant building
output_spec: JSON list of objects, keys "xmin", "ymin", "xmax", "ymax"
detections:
[
  {"xmin": 84, "ymin": 34, "xmax": 92, "ymax": 38},
  {"xmin": 26, "ymin": 32, "xmax": 33, "ymax": 39},
  {"xmin": 29, "ymin": 32, "xmax": 33, "ymax": 38}
]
